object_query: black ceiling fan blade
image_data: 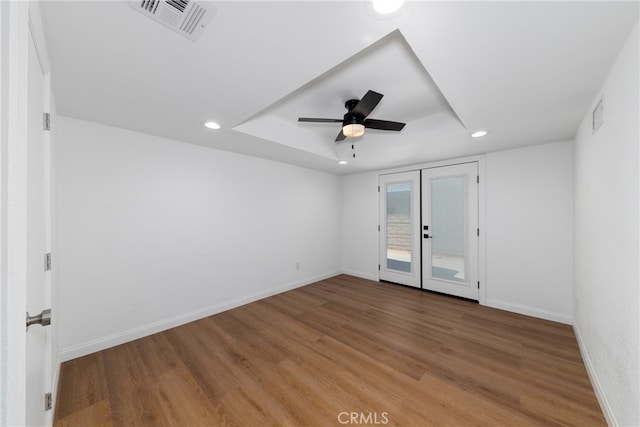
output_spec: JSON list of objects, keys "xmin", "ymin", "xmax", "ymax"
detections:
[
  {"xmin": 364, "ymin": 119, "xmax": 406, "ymax": 131},
  {"xmin": 335, "ymin": 130, "xmax": 347, "ymax": 143},
  {"xmin": 298, "ymin": 118, "xmax": 343, "ymax": 123},
  {"xmin": 352, "ymin": 90, "xmax": 383, "ymax": 117}
]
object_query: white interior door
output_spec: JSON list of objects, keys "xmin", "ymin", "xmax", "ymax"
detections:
[
  {"xmin": 25, "ymin": 24, "xmax": 51, "ymax": 426},
  {"xmin": 379, "ymin": 171, "xmax": 421, "ymax": 287},
  {"xmin": 422, "ymin": 163, "xmax": 479, "ymax": 300}
]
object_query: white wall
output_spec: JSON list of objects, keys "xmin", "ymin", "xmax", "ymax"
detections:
[
  {"xmin": 341, "ymin": 140, "xmax": 574, "ymax": 324},
  {"xmin": 341, "ymin": 171, "xmax": 379, "ymax": 280},
  {"xmin": 573, "ymin": 23, "xmax": 639, "ymax": 427},
  {"xmin": 57, "ymin": 116, "xmax": 342, "ymax": 360},
  {"xmin": 484, "ymin": 141, "xmax": 573, "ymax": 323}
]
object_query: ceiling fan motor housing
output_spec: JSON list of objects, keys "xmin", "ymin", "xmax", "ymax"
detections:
[
  {"xmin": 343, "ymin": 99, "xmax": 365, "ymax": 126},
  {"xmin": 344, "ymin": 99, "xmax": 360, "ymax": 111},
  {"xmin": 343, "ymin": 112, "xmax": 365, "ymax": 126}
]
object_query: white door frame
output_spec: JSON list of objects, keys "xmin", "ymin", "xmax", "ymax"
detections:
[
  {"xmin": 2, "ymin": 2, "xmax": 31, "ymax": 425},
  {"xmin": 377, "ymin": 156, "xmax": 486, "ymax": 306}
]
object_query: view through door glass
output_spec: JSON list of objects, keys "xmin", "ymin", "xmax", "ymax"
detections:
[
  {"xmin": 431, "ymin": 176, "xmax": 467, "ymax": 282},
  {"xmin": 379, "ymin": 171, "xmax": 421, "ymax": 288},
  {"xmin": 386, "ymin": 182, "xmax": 412, "ymax": 273}
]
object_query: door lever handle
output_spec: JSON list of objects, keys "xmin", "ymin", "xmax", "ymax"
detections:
[
  {"xmin": 26, "ymin": 309, "xmax": 51, "ymax": 331},
  {"xmin": 423, "ymin": 234, "xmax": 432, "ymax": 239}
]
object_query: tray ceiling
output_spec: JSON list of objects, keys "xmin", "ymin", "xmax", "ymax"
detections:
[{"xmin": 40, "ymin": 1, "xmax": 639, "ymax": 173}]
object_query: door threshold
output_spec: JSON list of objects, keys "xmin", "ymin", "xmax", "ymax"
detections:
[{"xmin": 379, "ymin": 280, "xmax": 479, "ymax": 303}]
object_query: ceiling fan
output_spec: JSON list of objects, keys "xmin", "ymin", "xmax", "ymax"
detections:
[{"xmin": 298, "ymin": 90, "xmax": 406, "ymax": 142}]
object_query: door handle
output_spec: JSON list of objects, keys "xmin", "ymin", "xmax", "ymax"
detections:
[
  {"xmin": 26, "ymin": 309, "xmax": 51, "ymax": 331},
  {"xmin": 423, "ymin": 234, "xmax": 432, "ymax": 239}
]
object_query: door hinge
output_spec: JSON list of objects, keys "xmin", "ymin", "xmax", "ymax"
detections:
[
  {"xmin": 477, "ymin": 228, "xmax": 480, "ymax": 237},
  {"xmin": 45, "ymin": 253, "xmax": 52, "ymax": 271},
  {"xmin": 477, "ymin": 175, "xmax": 479, "ymax": 184},
  {"xmin": 477, "ymin": 281, "xmax": 480, "ymax": 289},
  {"xmin": 378, "ymin": 264, "xmax": 380, "ymax": 271},
  {"xmin": 378, "ymin": 225, "xmax": 380, "ymax": 231},
  {"xmin": 45, "ymin": 392, "xmax": 52, "ymax": 411},
  {"xmin": 377, "ymin": 185, "xmax": 380, "ymax": 192},
  {"xmin": 43, "ymin": 113, "xmax": 51, "ymax": 131}
]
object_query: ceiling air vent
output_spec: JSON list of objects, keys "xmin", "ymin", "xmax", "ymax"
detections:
[
  {"xmin": 130, "ymin": 0, "xmax": 216, "ymax": 42},
  {"xmin": 592, "ymin": 97, "xmax": 604, "ymax": 134}
]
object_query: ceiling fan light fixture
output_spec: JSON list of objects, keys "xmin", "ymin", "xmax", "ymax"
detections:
[{"xmin": 343, "ymin": 123, "xmax": 365, "ymax": 138}]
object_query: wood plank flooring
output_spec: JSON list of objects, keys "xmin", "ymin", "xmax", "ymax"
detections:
[{"xmin": 54, "ymin": 275, "xmax": 605, "ymax": 426}]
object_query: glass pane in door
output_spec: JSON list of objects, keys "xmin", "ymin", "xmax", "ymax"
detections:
[
  {"xmin": 431, "ymin": 176, "xmax": 467, "ymax": 282},
  {"xmin": 386, "ymin": 182, "xmax": 412, "ymax": 273}
]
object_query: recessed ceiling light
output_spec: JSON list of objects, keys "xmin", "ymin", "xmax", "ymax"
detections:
[
  {"xmin": 372, "ymin": 0, "xmax": 405, "ymax": 14},
  {"xmin": 204, "ymin": 121, "xmax": 220, "ymax": 130},
  {"xmin": 471, "ymin": 130, "xmax": 488, "ymax": 138},
  {"xmin": 338, "ymin": 160, "xmax": 348, "ymax": 165}
]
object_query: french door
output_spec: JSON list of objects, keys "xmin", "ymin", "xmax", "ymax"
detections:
[
  {"xmin": 379, "ymin": 171, "xmax": 421, "ymax": 287},
  {"xmin": 422, "ymin": 163, "xmax": 478, "ymax": 300},
  {"xmin": 379, "ymin": 163, "xmax": 479, "ymax": 300}
]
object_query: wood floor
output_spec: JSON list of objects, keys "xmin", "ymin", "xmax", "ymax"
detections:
[{"xmin": 54, "ymin": 275, "xmax": 605, "ymax": 426}]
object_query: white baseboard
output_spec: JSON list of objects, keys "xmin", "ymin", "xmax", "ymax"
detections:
[
  {"xmin": 340, "ymin": 269, "xmax": 378, "ymax": 282},
  {"xmin": 573, "ymin": 321, "xmax": 617, "ymax": 426},
  {"xmin": 484, "ymin": 298, "xmax": 572, "ymax": 324},
  {"xmin": 60, "ymin": 271, "xmax": 340, "ymax": 362}
]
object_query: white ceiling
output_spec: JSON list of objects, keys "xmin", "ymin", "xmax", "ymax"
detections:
[{"xmin": 40, "ymin": 1, "xmax": 639, "ymax": 174}]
